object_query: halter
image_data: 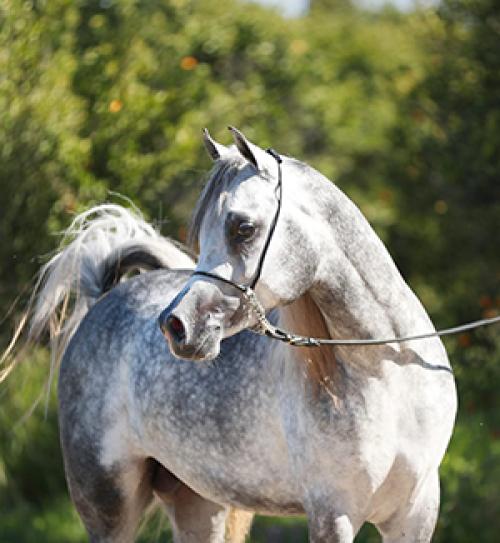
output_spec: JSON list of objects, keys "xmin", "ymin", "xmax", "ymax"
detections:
[{"xmin": 191, "ymin": 150, "xmax": 500, "ymax": 348}]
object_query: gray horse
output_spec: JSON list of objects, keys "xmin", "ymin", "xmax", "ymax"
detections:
[
  {"xmin": 5, "ymin": 126, "xmax": 456, "ymax": 542},
  {"xmin": 160, "ymin": 128, "xmax": 457, "ymax": 542}
]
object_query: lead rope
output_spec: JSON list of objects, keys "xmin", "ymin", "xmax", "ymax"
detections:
[{"xmin": 242, "ymin": 287, "xmax": 500, "ymax": 347}]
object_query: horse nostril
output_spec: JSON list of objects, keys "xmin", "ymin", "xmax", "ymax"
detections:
[{"xmin": 166, "ymin": 315, "xmax": 186, "ymax": 343}]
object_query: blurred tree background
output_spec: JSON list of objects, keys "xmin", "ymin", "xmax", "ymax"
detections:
[{"xmin": 0, "ymin": 0, "xmax": 498, "ymax": 540}]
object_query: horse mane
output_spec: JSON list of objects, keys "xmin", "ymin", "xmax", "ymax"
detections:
[{"xmin": 278, "ymin": 292, "xmax": 339, "ymax": 399}]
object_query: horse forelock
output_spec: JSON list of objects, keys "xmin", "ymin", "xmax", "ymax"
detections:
[
  {"xmin": 278, "ymin": 292, "xmax": 340, "ymax": 401},
  {"xmin": 188, "ymin": 156, "xmax": 245, "ymax": 249}
]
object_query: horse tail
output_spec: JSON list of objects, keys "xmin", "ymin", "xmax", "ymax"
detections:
[{"xmin": 1, "ymin": 204, "xmax": 194, "ymax": 382}]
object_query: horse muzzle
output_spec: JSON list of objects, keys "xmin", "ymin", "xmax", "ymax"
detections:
[
  {"xmin": 158, "ymin": 280, "xmax": 239, "ymax": 362},
  {"xmin": 159, "ymin": 310, "xmax": 223, "ymax": 361}
]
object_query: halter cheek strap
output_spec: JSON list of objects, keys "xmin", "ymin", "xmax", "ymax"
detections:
[{"xmin": 250, "ymin": 148, "xmax": 283, "ymax": 289}]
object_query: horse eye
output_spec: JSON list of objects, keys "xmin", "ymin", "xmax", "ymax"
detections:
[
  {"xmin": 226, "ymin": 215, "xmax": 256, "ymax": 245},
  {"xmin": 236, "ymin": 222, "xmax": 255, "ymax": 239}
]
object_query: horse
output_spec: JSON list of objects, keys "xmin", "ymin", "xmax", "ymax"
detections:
[
  {"xmin": 4, "ymin": 125, "xmax": 456, "ymax": 542},
  {"xmin": 158, "ymin": 127, "xmax": 457, "ymax": 542}
]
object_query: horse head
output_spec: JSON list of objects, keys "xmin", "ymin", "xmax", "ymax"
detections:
[{"xmin": 159, "ymin": 128, "xmax": 322, "ymax": 361}]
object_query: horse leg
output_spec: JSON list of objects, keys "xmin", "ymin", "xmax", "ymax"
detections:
[
  {"xmin": 63, "ymin": 455, "xmax": 155, "ymax": 543},
  {"xmin": 225, "ymin": 508, "xmax": 255, "ymax": 543},
  {"xmin": 306, "ymin": 514, "xmax": 355, "ymax": 543},
  {"xmin": 155, "ymin": 474, "xmax": 254, "ymax": 543},
  {"xmin": 377, "ymin": 471, "xmax": 440, "ymax": 543},
  {"xmin": 66, "ymin": 450, "xmax": 252, "ymax": 543},
  {"xmin": 153, "ymin": 462, "xmax": 254, "ymax": 542},
  {"xmin": 304, "ymin": 497, "xmax": 359, "ymax": 543}
]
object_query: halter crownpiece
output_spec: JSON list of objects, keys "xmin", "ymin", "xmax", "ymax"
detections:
[{"xmin": 192, "ymin": 139, "xmax": 500, "ymax": 348}]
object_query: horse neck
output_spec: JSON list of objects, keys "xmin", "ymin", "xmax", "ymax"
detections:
[
  {"xmin": 306, "ymin": 177, "xmax": 439, "ymax": 366},
  {"xmin": 270, "ymin": 163, "xmax": 449, "ymax": 394}
]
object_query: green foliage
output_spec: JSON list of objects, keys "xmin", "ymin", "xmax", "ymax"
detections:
[{"xmin": 0, "ymin": 0, "xmax": 497, "ymax": 540}]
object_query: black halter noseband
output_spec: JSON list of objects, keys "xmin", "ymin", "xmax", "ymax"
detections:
[{"xmin": 192, "ymin": 148, "xmax": 283, "ymax": 294}]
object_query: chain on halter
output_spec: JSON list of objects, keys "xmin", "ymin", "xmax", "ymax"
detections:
[{"xmin": 193, "ymin": 148, "xmax": 500, "ymax": 348}]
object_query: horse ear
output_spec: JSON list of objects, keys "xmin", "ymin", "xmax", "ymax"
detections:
[
  {"xmin": 228, "ymin": 126, "xmax": 259, "ymax": 169},
  {"xmin": 202, "ymin": 128, "xmax": 228, "ymax": 161}
]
